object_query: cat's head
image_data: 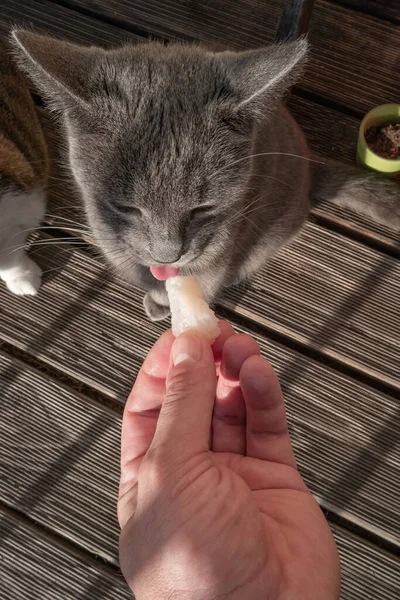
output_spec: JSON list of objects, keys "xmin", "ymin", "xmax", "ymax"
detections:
[{"xmin": 12, "ymin": 31, "xmax": 307, "ymax": 279}]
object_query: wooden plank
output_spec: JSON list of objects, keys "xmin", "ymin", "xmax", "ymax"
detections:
[
  {"xmin": 1, "ymin": 352, "xmax": 400, "ymax": 596},
  {"xmin": 0, "ymin": 510, "xmax": 131, "ymax": 599},
  {"xmin": 50, "ymin": 0, "xmax": 280, "ymax": 47},
  {"xmin": 306, "ymin": 2, "xmax": 399, "ymax": 114},
  {"xmin": 332, "ymin": 524, "xmax": 400, "ymax": 600},
  {"xmin": 276, "ymin": 0, "xmax": 316, "ymax": 42},
  {"xmin": 0, "ymin": 245, "xmax": 165, "ymax": 398},
  {"xmin": 0, "ymin": 352, "xmax": 122, "ymax": 563},
  {"xmin": 0, "ymin": 0, "xmax": 141, "ymax": 47},
  {"xmin": 288, "ymin": 95, "xmax": 359, "ymax": 165},
  {"xmin": 221, "ymin": 221, "xmax": 400, "ymax": 389},
  {"xmin": 334, "ymin": 0, "xmax": 400, "ymax": 24},
  {"xmin": 52, "ymin": 0, "xmax": 400, "ymax": 114},
  {"xmin": 0, "ymin": 249, "xmax": 399, "ymax": 546}
]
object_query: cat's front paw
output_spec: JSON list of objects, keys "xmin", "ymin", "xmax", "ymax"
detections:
[
  {"xmin": 1, "ymin": 257, "xmax": 42, "ymax": 296},
  {"xmin": 144, "ymin": 292, "xmax": 171, "ymax": 322}
]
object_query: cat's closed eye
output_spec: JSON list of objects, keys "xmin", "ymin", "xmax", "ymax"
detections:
[
  {"xmin": 189, "ymin": 205, "xmax": 214, "ymax": 222},
  {"xmin": 114, "ymin": 204, "xmax": 142, "ymax": 218}
]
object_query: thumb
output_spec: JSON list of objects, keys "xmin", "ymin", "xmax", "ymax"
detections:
[{"xmin": 151, "ymin": 332, "xmax": 217, "ymax": 451}]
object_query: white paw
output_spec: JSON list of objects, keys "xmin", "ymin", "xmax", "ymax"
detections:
[{"xmin": 2, "ymin": 258, "xmax": 42, "ymax": 296}]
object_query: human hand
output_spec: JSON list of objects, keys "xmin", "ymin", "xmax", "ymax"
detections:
[{"xmin": 119, "ymin": 322, "xmax": 340, "ymax": 600}]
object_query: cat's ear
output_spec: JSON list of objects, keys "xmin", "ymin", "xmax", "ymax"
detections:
[
  {"xmin": 220, "ymin": 39, "xmax": 308, "ymax": 118},
  {"xmin": 11, "ymin": 30, "xmax": 104, "ymax": 110}
]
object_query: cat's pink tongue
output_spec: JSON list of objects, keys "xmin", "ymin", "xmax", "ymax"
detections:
[{"xmin": 150, "ymin": 265, "xmax": 179, "ymax": 280}]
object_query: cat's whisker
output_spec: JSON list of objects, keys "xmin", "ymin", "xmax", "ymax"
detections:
[
  {"xmin": 36, "ymin": 226, "xmax": 90, "ymax": 236},
  {"xmin": 6, "ymin": 238, "xmax": 90, "ymax": 254},
  {"xmin": 211, "ymin": 152, "xmax": 325, "ymax": 178},
  {"xmin": 102, "ymin": 248, "xmax": 127, "ymax": 260},
  {"xmin": 8, "ymin": 242, "xmax": 87, "ymax": 259},
  {"xmin": 36, "ymin": 227, "xmax": 123, "ymax": 246},
  {"xmin": 229, "ymin": 192, "xmax": 292, "ymax": 226},
  {"xmin": 43, "ymin": 209, "xmax": 86, "ymax": 220},
  {"xmin": 225, "ymin": 194, "xmax": 269, "ymax": 227},
  {"xmin": 262, "ymin": 175, "xmax": 294, "ymax": 191},
  {"xmin": 39, "ymin": 246, "xmax": 88, "ymax": 273},
  {"xmin": 224, "ymin": 235, "xmax": 249, "ymax": 257},
  {"xmin": 40, "ymin": 264, "xmax": 68, "ymax": 276},
  {"xmin": 113, "ymin": 257, "xmax": 140, "ymax": 277},
  {"xmin": 246, "ymin": 173, "xmax": 295, "ymax": 191},
  {"xmin": 44, "ymin": 205, "xmax": 83, "ymax": 212},
  {"xmin": 0, "ymin": 224, "xmax": 87, "ymax": 240},
  {"xmin": 241, "ymin": 203, "xmax": 277, "ymax": 219},
  {"xmin": 43, "ymin": 214, "xmax": 88, "ymax": 228},
  {"xmin": 241, "ymin": 215, "xmax": 265, "ymax": 235},
  {"xmin": 47, "ymin": 184, "xmax": 76, "ymax": 192},
  {"xmin": 105, "ymin": 255, "xmax": 134, "ymax": 271},
  {"xmin": 42, "ymin": 223, "xmax": 90, "ymax": 233},
  {"xmin": 109, "ymin": 248, "xmax": 140, "ymax": 266},
  {"xmin": 47, "ymin": 174, "xmax": 73, "ymax": 182},
  {"xmin": 31, "ymin": 238, "xmax": 89, "ymax": 246},
  {"xmin": 226, "ymin": 196, "xmax": 262, "ymax": 220}
]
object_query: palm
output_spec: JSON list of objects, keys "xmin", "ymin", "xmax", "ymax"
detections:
[
  {"xmin": 167, "ymin": 451, "xmax": 339, "ymax": 600},
  {"xmin": 234, "ymin": 459, "xmax": 338, "ymax": 599}
]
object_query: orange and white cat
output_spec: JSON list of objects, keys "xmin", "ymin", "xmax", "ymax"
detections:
[{"xmin": 0, "ymin": 38, "xmax": 48, "ymax": 295}]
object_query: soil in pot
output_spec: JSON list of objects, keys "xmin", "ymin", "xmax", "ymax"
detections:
[{"xmin": 365, "ymin": 123, "xmax": 400, "ymax": 160}]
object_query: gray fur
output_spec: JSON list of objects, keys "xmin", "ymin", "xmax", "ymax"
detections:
[
  {"xmin": 12, "ymin": 31, "xmax": 400, "ymax": 320},
  {"xmin": 313, "ymin": 159, "xmax": 400, "ymax": 227}
]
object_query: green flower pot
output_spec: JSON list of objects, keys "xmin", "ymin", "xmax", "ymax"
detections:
[{"xmin": 357, "ymin": 104, "xmax": 400, "ymax": 177}]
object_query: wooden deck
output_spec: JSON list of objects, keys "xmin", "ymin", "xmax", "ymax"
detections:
[{"xmin": 0, "ymin": 0, "xmax": 399, "ymax": 597}]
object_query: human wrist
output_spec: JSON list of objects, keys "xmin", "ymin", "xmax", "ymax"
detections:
[
  {"xmin": 133, "ymin": 591, "xmax": 216, "ymax": 600},
  {"xmin": 133, "ymin": 585, "xmax": 261, "ymax": 600}
]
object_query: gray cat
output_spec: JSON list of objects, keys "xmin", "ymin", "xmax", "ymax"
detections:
[{"xmin": 12, "ymin": 31, "xmax": 400, "ymax": 321}]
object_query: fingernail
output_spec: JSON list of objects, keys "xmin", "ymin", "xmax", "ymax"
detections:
[{"xmin": 172, "ymin": 332, "xmax": 203, "ymax": 366}]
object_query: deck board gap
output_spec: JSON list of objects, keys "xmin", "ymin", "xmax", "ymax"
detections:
[
  {"xmin": 292, "ymin": 86, "xmax": 364, "ymax": 121},
  {"xmin": 0, "ymin": 499, "xmax": 123, "ymax": 575},
  {"xmin": 44, "ymin": 0, "xmax": 168, "ymax": 40},
  {"xmin": 310, "ymin": 211, "xmax": 400, "ymax": 259},
  {"xmin": 0, "ymin": 340, "xmax": 123, "ymax": 415},
  {"xmin": 218, "ymin": 306, "xmax": 400, "ymax": 400},
  {"xmin": 323, "ymin": 505, "xmax": 400, "ymax": 558},
  {"xmin": 330, "ymin": 0, "xmax": 399, "ymax": 25}
]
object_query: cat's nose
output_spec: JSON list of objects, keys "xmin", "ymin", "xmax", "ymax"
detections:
[
  {"xmin": 150, "ymin": 247, "xmax": 183, "ymax": 265},
  {"xmin": 150, "ymin": 236, "xmax": 183, "ymax": 264},
  {"xmin": 151, "ymin": 255, "xmax": 182, "ymax": 265}
]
